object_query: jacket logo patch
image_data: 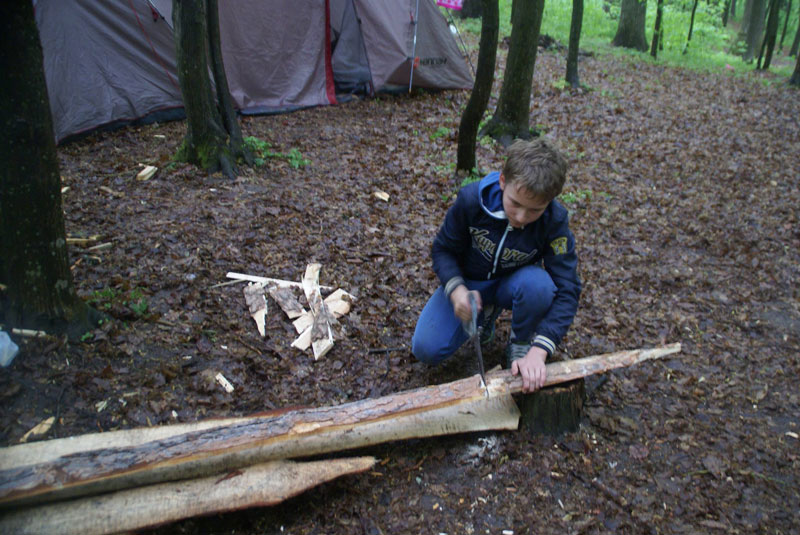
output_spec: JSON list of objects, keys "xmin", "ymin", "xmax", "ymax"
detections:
[
  {"xmin": 550, "ymin": 237, "xmax": 568, "ymax": 255},
  {"xmin": 469, "ymin": 227, "xmax": 496, "ymax": 261}
]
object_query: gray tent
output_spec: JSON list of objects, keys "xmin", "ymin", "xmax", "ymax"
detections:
[{"xmin": 35, "ymin": 0, "xmax": 472, "ymax": 143}]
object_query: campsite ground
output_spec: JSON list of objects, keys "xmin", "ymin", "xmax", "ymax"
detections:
[{"xmin": 2, "ymin": 44, "xmax": 800, "ymax": 533}]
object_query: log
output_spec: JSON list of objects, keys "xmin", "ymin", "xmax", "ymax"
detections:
[
  {"xmin": 0, "ymin": 343, "xmax": 680, "ymax": 508},
  {"xmin": 517, "ymin": 379, "xmax": 585, "ymax": 436},
  {"xmin": 0, "ymin": 457, "xmax": 375, "ymax": 535}
]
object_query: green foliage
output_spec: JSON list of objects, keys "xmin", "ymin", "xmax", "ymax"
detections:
[
  {"xmin": 430, "ymin": 126, "xmax": 451, "ymax": 141},
  {"xmin": 88, "ymin": 286, "xmax": 149, "ymax": 318},
  {"xmin": 459, "ymin": 168, "xmax": 483, "ymax": 188},
  {"xmin": 559, "ymin": 189, "xmax": 610, "ymax": 204},
  {"xmin": 243, "ymin": 136, "xmax": 310, "ymax": 168}
]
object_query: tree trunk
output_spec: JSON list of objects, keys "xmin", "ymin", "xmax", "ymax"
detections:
[
  {"xmin": 757, "ymin": 0, "xmax": 781, "ymax": 68},
  {"xmin": 731, "ymin": 0, "xmax": 738, "ymax": 19},
  {"xmin": 566, "ymin": 0, "xmax": 585, "ymax": 87},
  {"xmin": 790, "ymin": 2, "xmax": 800, "ymax": 55},
  {"xmin": 723, "ymin": 0, "xmax": 732, "ymax": 26},
  {"xmin": 778, "ymin": 0, "xmax": 792, "ymax": 50},
  {"xmin": 172, "ymin": 0, "xmax": 236, "ymax": 179},
  {"xmin": 612, "ymin": 0, "xmax": 648, "ymax": 51},
  {"xmin": 459, "ymin": 0, "xmax": 484, "ymax": 18},
  {"xmin": 651, "ymin": 0, "xmax": 665, "ymax": 57},
  {"xmin": 481, "ymin": 0, "xmax": 546, "ymax": 146},
  {"xmin": 684, "ymin": 0, "xmax": 701, "ymax": 54},
  {"xmin": 743, "ymin": 0, "xmax": 767, "ymax": 61},
  {"xmin": 0, "ymin": 2, "xmax": 98, "ymax": 338},
  {"xmin": 0, "ymin": 344, "xmax": 681, "ymax": 507},
  {"xmin": 790, "ymin": 49, "xmax": 800, "ymax": 84},
  {"xmin": 206, "ymin": 0, "xmax": 252, "ymax": 167},
  {"xmin": 456, "ymin": 0, "xmax": 499, "ymax": 173}
]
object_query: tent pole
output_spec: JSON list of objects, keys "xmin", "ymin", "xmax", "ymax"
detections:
[{"xmin": 409, "ymin": 0, "xmax": 421, "ymax": 92}]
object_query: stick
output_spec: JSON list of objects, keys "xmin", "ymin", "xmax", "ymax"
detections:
[{"xmin": 226, "ymin": 272, "xmax": 334, "ymax": 292}]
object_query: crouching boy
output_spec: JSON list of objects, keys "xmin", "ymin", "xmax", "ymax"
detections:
[{"xmin": 412, "ymin": 139, "xmax": 581, "ymax": 393}]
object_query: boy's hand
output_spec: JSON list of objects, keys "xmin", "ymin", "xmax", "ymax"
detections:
[
  {"xmin": 511, "ymin": 346, "xmax": 548, "ymax": 393},
  {"xmin": 450, "ymin": 285, "xmax": 481, "ymax": 323}
]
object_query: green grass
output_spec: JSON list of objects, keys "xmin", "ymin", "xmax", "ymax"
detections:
[
  {"xmin": 244, "ymin": 136, "xmax": 310, "ymax": 169},
  {"xmin": 448, "ymin": 0, "xmax": 795, "ymax": 79}
]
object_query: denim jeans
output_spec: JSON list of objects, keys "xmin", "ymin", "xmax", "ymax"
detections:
[{"xmin": 411, "ymin": 265, "xmax": 556, "ymax": 365}]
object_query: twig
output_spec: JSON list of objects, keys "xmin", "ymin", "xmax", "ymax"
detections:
[{"xmin": 367, "ymin": 347, "xmax": 405, "ymax": 354}]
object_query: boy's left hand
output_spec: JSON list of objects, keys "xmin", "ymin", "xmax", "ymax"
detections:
[{"xmin": 511, "ymin": 346, "xmax": 548, "ymax": 393}]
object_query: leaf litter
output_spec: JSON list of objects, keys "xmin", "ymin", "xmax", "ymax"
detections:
[{"xmin": 1, "ymin": 46, "xmax": 799, "ymax": 534}]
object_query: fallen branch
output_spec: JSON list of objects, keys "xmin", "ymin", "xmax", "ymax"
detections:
[
  {"xmin": 0, "ymin": 344, "xmax": 680, "ymax": 508},
  {"xmin": 0, "ymin": 458, "xmax": 374, "ymax": 535}
]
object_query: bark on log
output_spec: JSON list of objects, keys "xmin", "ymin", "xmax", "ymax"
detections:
[
  {"xmin": 0, "ymin": 457, "xmax": 375, "ymax": 535},
  {"xmin": 0, "ymin": 343, "xmax": 679, "ymax": 508}
]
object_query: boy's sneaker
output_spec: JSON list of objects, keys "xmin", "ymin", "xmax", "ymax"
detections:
[
  {"xmin": 480, "ymin": 305, "xmax": 500, "ymax": 345},
  {"xmin": 504, "ymin": 340, "xmax": 532, "ymax": 369}
]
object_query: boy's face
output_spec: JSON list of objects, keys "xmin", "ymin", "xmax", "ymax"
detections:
[{"xmin": 499, "ymin": 173, "xmax": 550, "ymax": 229}]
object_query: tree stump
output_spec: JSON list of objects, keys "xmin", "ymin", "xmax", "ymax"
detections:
[{"xmin": 516, "ymin": 378, "xmax": 585, "ymax": 436}]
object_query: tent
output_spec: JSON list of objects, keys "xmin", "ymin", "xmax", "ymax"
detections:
[{"xmin": 34, "ymin": 0, "xmax": 473, "ymax": 144}]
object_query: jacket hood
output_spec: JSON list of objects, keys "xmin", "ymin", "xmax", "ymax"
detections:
[{"xmin": 478, "ymin": 172, "xmax": 506, "ymax": 220}]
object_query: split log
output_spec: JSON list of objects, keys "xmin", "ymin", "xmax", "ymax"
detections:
[
  {"xmin": 0, "ymin": 457, "xmax": 375, "ymax": 535},
  {"xmin": 0, "ymin": 343, "xmax": 679, "ymax": 508}
]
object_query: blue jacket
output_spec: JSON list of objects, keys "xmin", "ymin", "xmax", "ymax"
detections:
[{"xmin": 431, "ymin": 172, "xmax": 581, "ymax": 352}]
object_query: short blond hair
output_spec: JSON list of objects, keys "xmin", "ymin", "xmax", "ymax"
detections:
[{"xmin": 503, "ymin": 138, "xmax": 567, "ymax": 200}]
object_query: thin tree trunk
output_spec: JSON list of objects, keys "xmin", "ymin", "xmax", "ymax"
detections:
[
  {"xmin": 778, "ymin": 0, "xmax": 792, "ymax": 50},
  {"xmin": 0, "ymin": 1, "xmax": 97, "ymax": 338},
  {"xmin": 790, "ymin": 2, "xmax": 800, "ymax": 55},
  {"xmin": 731, "ymin": 0, "xmax": 738, "ymax": 19},
  {"xmin": 206, "ymin": 0, "xmax": 252, "ymax": 166},
  {"xmin": 566, "ymin": 0, "xmax": 585, "ymax": 87},
  {"xmin": 790, "ymin": 48, "xmax": 800, "ymax": 83},
  {"xmin": 757, "ymin": 0, "xmax": 780, "ymax": 68},
  {"xmin": 456, "ymin": 0, "xmax": 499, "ymax": 173},
  {"xmin": 744, "ymin": 0, "xmax": 767, "ymax": 61},
  {"xmin": 172, "ymin": 0, "xmax": 235, "ymax": 178},
  {"xmin": 684, "ymin": 0, "xmax": 701, "ymax": 53},
  {"xmin": 723, "ymin": 0, "xmax": 732, "ymax": 26},
  {"xmin": 481, "ymin": 0, "xmax": 546, "ymax": 145},
  {"xmin": 652, "ymin": 0, "xmax": 665, "ymax": 57}
]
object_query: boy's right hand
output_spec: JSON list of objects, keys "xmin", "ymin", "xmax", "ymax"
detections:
[{"xmin": 450, "ymin": 286, "xmax": 481, "ymax": 324}]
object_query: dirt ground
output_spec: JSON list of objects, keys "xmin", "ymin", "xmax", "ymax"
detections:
[{"xmin": 2, "ymin": 44, "xmax": 799, "ymax": 534}]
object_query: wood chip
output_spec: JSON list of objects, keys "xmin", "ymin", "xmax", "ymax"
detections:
[
  {"xmin": 373, "ymin": 190, "xmax": 390, "ymax": 202},
  {"xmin": 20, "ymin": 417, "xmax": 55, "ymax": 443},
  {"xmin": 136, "ymin": 165, "xmax": 157, "ymax": 181},
  {"xmin": 242, "ymin": 283, "xmax": 267, "ymax": 337},
  {"xmin": 268, "ymin": 286, "xmax": 305, "ymax": 319},
  {"xmin": 215, "ymin": 373, "xmax": 234, "ymax": 393}
]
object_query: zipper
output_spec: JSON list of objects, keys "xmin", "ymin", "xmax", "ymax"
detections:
[{"xmin": 489, "ymin": 224, "xmax": 512, "ymax": 278}]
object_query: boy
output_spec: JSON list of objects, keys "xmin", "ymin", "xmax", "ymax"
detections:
[{"xmin": 412, "ymin": 139, "xmax": 581, "ymax": 393}]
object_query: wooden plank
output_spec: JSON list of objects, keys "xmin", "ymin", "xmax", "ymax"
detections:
[
  {"xmin": 0, "ymin": 344, "xmax": 679, "ymax": 508},
  {"xmin": 0, "ymin": 457, "xmax": 375, "ymax": 535}
]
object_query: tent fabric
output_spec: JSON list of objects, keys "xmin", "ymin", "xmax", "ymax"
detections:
[
  {"xmin": 36, "ymin": 0, "xmax": 183, "ymax": 143},
  {"xmin": 36, "ymin": 0, "xmax": 472, "ymax": 144}
]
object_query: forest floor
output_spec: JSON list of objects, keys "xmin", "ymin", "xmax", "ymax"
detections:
[{"xmin": 2, "ymin": 41, "xmax": 800, "ymax": 534}]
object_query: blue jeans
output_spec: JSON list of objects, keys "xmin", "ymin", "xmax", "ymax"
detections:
[{"xmin": 412, "ymin": 265, "xmax": 556, "ymax": 365}]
